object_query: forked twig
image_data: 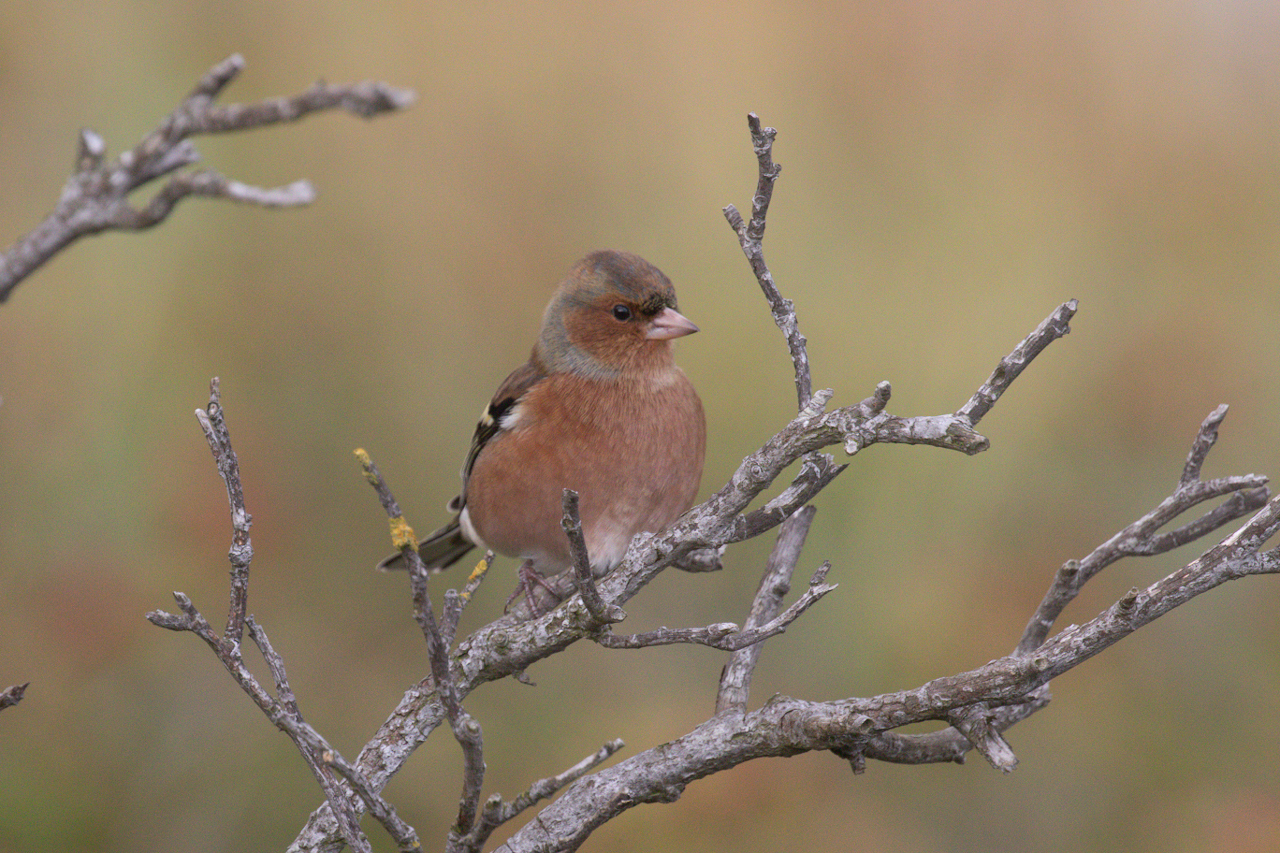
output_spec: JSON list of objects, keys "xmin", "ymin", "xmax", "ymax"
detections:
[
  {"xmin": 354, "ymin": 449, "xmax": 489, "ymax": 841},
  {"xmin": 147, "ymin": 385, "xmax": 411, "ymax": 853},
  {"xmin": 1017, "ymin": 405, "xmax": 1270, "ymax": 655},
  {"xmin": 0, "ymin": 54, "xmax": 413, "ymax": 302},
  {"xmin": 717, "ymin": 505, "xmax": 819, "ymax": 713}
]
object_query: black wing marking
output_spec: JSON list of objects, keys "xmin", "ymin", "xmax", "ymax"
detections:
[{"xmin": 450, "ymin": 360, "xmax": 545, "ymax": 511}]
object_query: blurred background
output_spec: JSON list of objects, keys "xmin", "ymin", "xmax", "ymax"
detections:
[{"xmin": 2, "ymin": 2, "xmax": 1278, "ymax": 851}]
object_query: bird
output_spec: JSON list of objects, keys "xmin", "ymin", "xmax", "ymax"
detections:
[{"xmin": 378, "ymin": 250, "xmax": 706, "ymax": 611}]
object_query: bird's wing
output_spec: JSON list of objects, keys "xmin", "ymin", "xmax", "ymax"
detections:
[{"xmin": 449, "ymin": 359, "xmax": 547, "ymax": 511}]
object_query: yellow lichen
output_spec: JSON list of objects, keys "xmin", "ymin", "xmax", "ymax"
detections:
[{"xmin": 388, "ymin": 515, "xmax": 416, "ymax": 550}]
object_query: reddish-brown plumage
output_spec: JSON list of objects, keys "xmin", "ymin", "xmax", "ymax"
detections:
[
  {"xmin": 464, "ymin": 363, "xmax": 705, "ymax": 572},
  {"xmin": 380, "ymin": 250, "xmax": 706, "ymax": 582}
]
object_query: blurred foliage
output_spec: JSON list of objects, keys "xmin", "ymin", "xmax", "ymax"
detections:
[{"xmin": 2, "ymin": 2, "xmax": 1279, "ymax": 852}]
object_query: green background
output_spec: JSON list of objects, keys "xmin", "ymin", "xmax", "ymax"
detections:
[{"xmin": 2, "ymin": 2, "xmax": 1278, "ymax": 851}]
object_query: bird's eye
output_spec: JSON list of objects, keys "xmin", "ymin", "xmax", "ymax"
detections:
[{"xmin": 611, "ymin": 304, "xmax": 632, "ymax": 321}]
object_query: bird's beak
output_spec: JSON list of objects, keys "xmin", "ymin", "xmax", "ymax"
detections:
[{"xmin": 646, "ymin": 307, "xmax": 700, "ymax": 340}]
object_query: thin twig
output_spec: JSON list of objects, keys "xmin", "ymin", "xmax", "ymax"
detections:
[
  {"xmin": 595, "ymin": 623, "xmax": 741, "ymax": 650},
  {"xmin": 193, "ymin": 377, "xmax": 253, "ymax": 649},
  {"xmin": 732, "ymin": 454, "xmax": 844, "ymax": 542},
  {"xmin": 598, "ymin": 562, "xmax": 834, "ymax": 653},
  {"xmin": 1181, "ymin": 404, "xmax": 1229, "ymax": 486},
  {"xmin": 946, "ymin": 704, "xmax": 1018, "ymax": 772},
  {"xmin": 146, "ymin": 388, "xmax": 388, "ymax": 850},
  {"xmin": 854, "ymin": 691, "xmax": 1050, "ymax": 770},
  {"xmin": 717, "ymin": 505, "xmax": 819, "ymax": 714},
  {"xmin": 956, "ymin": 300, "xmax": 1078, "ymax": 426},
  {"xmin": 443, "ymin": 551, "xmax": 495, "ymax": 646},
  {"xmin": 460, "ymin": 740, "xmax": 626, "ymax": 852},
  {"xmin": 1017, "ymin": 406, "xmax": 1271, "ymax": 654},
  {"xmin": 602, "ymin": 557, "xmax": 833, "ymax": 658},
  {"xmin": 723, "ymin": 113, "xmax": 812, "ymax": 410},
  {"xmin": 562, "ymin": 489, "xmax": 626, "ymax": 624},
  {"xmin": 247, "ymin": 617, "xmax": 300, "ymax": 716},
  {"xmin": 249, "ymin": 618, "xmax": 412, "ymax": 850},
  {"xmin": 114, "ymin": 170, "xmax": 317, "ymax": 229},
  {"xmin": 446, "ymin": 709, "xmax": 487, "ymax": 842},
  {"xmin": 408, "ymin": 564, "xmax": 459, "ymax": 715},
  {"xmin": 320, "ymin": 749, "xmax": 421, "ymax": 852},
  {"xmin": 149, "ymin": 599, "xmax": 373, "ymax": 850},
  {"xmin": 354, "ymin": 449, "xmax": 459, "ymax": 712},
  {"xmin": 355, "ymin": 448, "xmax": 489, "ymax": 841},
  {"xmin": 147, "ymin": 386, "xmax": 427, "ymax": 852}
]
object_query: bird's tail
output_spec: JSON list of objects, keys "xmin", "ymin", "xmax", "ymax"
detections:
[{"xmin": 375, "ymin": 516, "xmax": 475, "ymax": 572}]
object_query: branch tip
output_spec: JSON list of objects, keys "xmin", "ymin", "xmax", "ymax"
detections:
[
  {"xmin": 76, "ymin": 128, "xmax": 106, "ymax": 169},
  {"xmin": 1, "ymin": 682, "xmax": 31, "ymax": 711},
  {"xmin": 1181, "ymin": 403, "xmax": 1231, "ymax": 486}
]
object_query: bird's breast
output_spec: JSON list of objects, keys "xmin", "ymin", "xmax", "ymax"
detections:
[{"xmin": 463, "ymin": 369, "xmax": 705, "ymax": 574}]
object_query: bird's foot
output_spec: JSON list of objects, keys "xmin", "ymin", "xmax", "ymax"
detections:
[{"xmin": 504, "ymin": 560, "xmax": 561, "ymax": 617}]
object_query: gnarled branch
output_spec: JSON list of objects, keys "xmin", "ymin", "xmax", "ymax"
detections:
[{"xmin": 130, "ymin": 110, "xmax": 1272, "ymax": 853}]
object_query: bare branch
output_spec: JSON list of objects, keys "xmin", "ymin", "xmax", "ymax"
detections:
[
  {"xmin": 717, "ymin": 505, "xmax": 819, "ymax": 713},
  {"xmin": 597, "ymin": 560, "xmax": 835, "ymax": 655},
  {"xmin": 669, "ymin": 547, "xmax": 725, "ymax": 573},
  {"xmin": 723, "ymin": 113, "xmax": 812, "ymax": 410},
  {"xmin": 248, "ymin": 616, "xmax": 301, "ymax": 716},
  {"xmin": 856, "ymin": 692, "xmax": 1050, "ymax": 770},
  {"xmin": 498, "ymin": 488, "xmax": 1280, "ymax": 852},
  {"xmin": 355, "ymin": 448, "xmax": 489, "ymax": 843},
  {"xmin": 1017, "ymin": 406, "xmax": 1271, "ymax": 654},
  {"xmin": 956, "ymin": 299, "xmax": 1078, "ymax": 425},
  {"xmin": 443, "ymin": 552, "xmax": 495, "ymax": 647},
  {"xmin": 179, "ymin": 59, "xmax": 414, "ymax": 131},
  {"xmin": 193, "ymin": 377, "xmax": 253, "ymax": 649},
  {"xmin": 272, "ymin": 113, "xmax": 1274, "ymax": 853},
  {"xmin": 561, "ymin": 489, "xmax": 625, "ymax": 624},
  {"xmin": 0, "ymin": 54, "xmax": 413, "ymax": 302},
  {"xmin": 146, "ymin": 389, "xmax": 432, "ymax": 853},
  {"xmin": 320, "ymin": 749, "xmax": 420, "ymax": 853},
  {"xmin": 1181, "ymin": 403, "xmax": 1229, "ymax": 486},
  {"xmin": 600, "ymin": 351, "xmax": 1039, "ymax": 610},
  {"xmin": 354, "ymin": 450, "xmax": 458, "ymax": 710},
  {"xmin": 148, "ymin": 593, "xmax": 373, "ymax": 852},
  {"xmin": 286, "ymin": 318, "xmax": 1260, "ymax": 851},
  {"xmin": 112, "ymin": 170, "xmax": 316, "ymax": 230},
  {"xmin": 946, "ymin": 704, "xmax": 1019, "ymax": 772},
  {"xmin": 446, "ymin": 711, "xmax": 487, "ymax": 845},
  {"xmin": 250, "ymin": 618, "xmax": 417, "ymax": 852},
  {"xmin": 594, "ymin": 622, "xmax": 741, "ymax": 649},
  {"xmin": 409, "ymin": 561, "xmax": 461, "ymax": 717},
  {"xmin": 733, "ymin": 453, "xmax": 845, "ymax": 542},
  {"xmin": 460, "ymin": 740, "xmax": 626, "ymax": 852}
]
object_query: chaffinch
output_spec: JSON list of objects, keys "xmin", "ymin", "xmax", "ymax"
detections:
[{"xmin": 379, "ymin": 250, "xmax": 706, "ymax": 602}]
